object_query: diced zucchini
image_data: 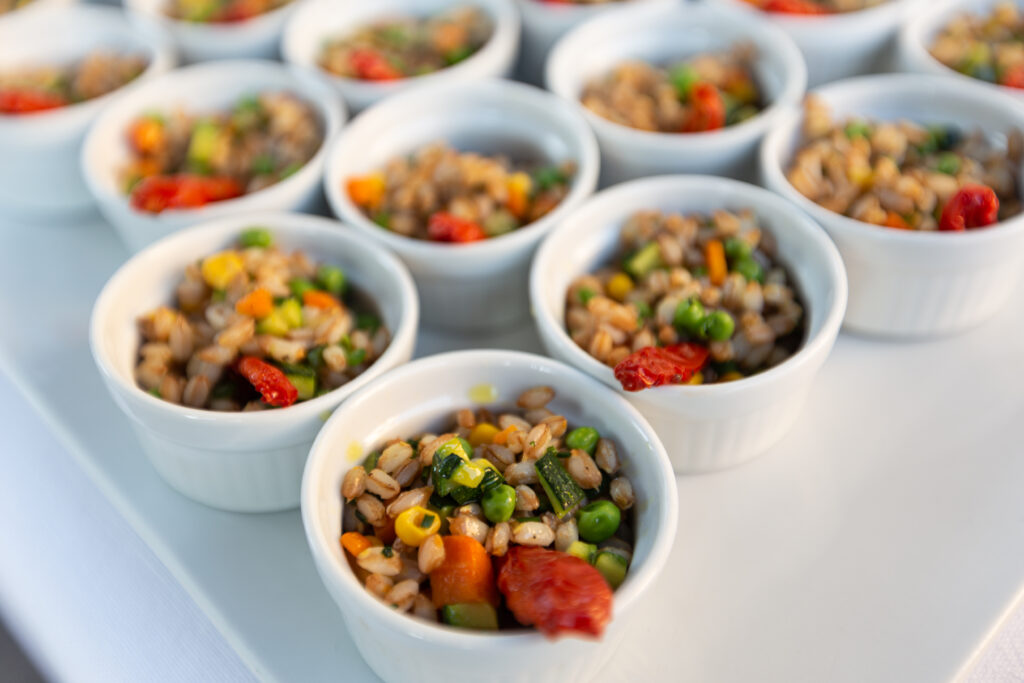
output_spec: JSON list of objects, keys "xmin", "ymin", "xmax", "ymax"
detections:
[
  {"xmin": 594, "ymin": 550, "xmax": 629, "ymax": 589},
  {"xmin": 441, "ymin": 603, "xmax": 498, "ymax": 630},
  {"xmin": 286, "ymin": 373, "xmax": 316, "ymax": 400},
  {"xmin": 431, "ymin": 452, "xmax": 464, "ymax": 497},
  {"xmin": 482, "ymin": 210, "xmax": 518, "ymax": 237},
  {"xmin": 255, "ymin": 309, "xmax": 289, "ymax": 336},
  {"xmin": 435, "ymin": 437, "xmax": 469, "ymax": 461},
  {"xmin": 362, "ymin": 451, "xmax": 380, "ymax": 473},
  {"xmin": 534, "ymin": 452, "xmax": 584, "ymax": 518},
  {"xmin": 450, "ymin": 460, "xmax": 486, "ymax": 488},
  {"xmin": 624, "ymin": 241, "xmax": 662, "ymax": 279},
  {"xmin": 449, "ymin": 485, "xmax": 482, "ymax": 505},
  {"xmin": 566, "ymin": 541, "xmax": 597, "ymax": 564},
  {"xmin": 278, "ymin": 298, "xmax": 303, "ymax": 329},
  {"xmin": 186, "ymin": 120, "xmax": 221, "ymax": 172}
]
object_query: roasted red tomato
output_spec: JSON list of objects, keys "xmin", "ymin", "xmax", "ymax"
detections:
[
  {"xmin": 938, "ymin": 185, "xmax": 1000, "ymax": 232},
  {"xmin": 130, "ymin": 174, "xmax": 243, "ymax": 213},
  {"xmin": 613, "ymin": 342, "xmax": 709, "ymax": 392},
  {"xmin": 1000, "ymin": 64, "xmax": 1024, "ymax": 90},
  {"xmin": 237, "ymin": 356, "xmax": 298, "ymax": 407},
  {"xmin": 0, "ymin": 89, "xmax": 68, "ymax": 114},
  {"xmin": 758, "ymin": 0, "xmax": 830, "ymax": 14},
  {"xmin": 497, "ymin": 546, "xmax": 612, "ymax": 639},
  {"xmin": 350, "ymin": 49, "xmax": 403, "ymax": 81},
  {"xmin": 427, "ymin": 211, "xmax": 488, "ymax": 243},
  {"xmin": 681, "ymin": 82, "xmax": 725, "ymax": 133}
]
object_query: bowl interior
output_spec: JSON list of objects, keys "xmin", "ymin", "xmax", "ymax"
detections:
[
  {"xmin": 305, "ymin": 351, "xmax": 674, "ymax": 639},
  {"xmin": 905, "ymin": 0, "xmax": 1024, "ymax": 81}
]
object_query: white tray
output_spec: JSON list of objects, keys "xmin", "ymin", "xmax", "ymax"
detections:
[{"xmin": 2, "ymin": 209, "xmax": 1023, "ymax": 682}]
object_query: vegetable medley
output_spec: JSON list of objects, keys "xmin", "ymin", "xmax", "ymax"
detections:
[
  {"xmin": 122, "ymin": 92, "xmax": 322, "ymax": 213},
  {"xmin": 135, "ymin": 228, "xmax": 388, "ymax": 411},
  {"xmin": 347, "ymin": 143, "xmax": 576, "ymax": 243},
  {"xmin": 340, "ymin": 386, "xmax": 636, "ymax": 636},
  {"xmin": 0, "ymin": 53, "xmax": 147, "ymax": 115},
  {"xmin": 787, "ymin": 96, "xmax": 1023, "ymax": 231},
  {"xmin": 566, "ymin": 209, "xmax": 805, "ymax": 391},
  {"xmin": 581, "ymin": 45, "xmax": 763, "ymax": 134},
  {"xmin": 742, "ymin": 0, "xmax": 886, "ymax": 13},
  {"xmin": 929, "ymin": 2, "xmax": 1024, "ymax": 90},
  {"xmin": 165, "ymin": 0, "xmax": 290, "ymax": 23},
  {"xmin": 319, "ymin": 6, "xmax": 492, "ymax": 81}
]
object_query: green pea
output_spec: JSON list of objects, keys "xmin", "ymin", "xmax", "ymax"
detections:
[
  {"xmin": 701, "ymin": 311, "xmax": 735, "ymax": 342},
  {"xmin": 239, "ymin": 227, "xmax": 272, "ymax": 248},
  {"xmin": 724, "ymin": 237, "xmax": 752, "ymax": 260},
  {"xmin": 577, "ymin": 500, "xmax": 621, "ymax": 543},
  {"xmin": 844, "ymin": 120, "xmax": 871, "ymax": 140},
  {"xmin": 289, "ymin": 277, "xmax": 316, "ymax": 299},
  {"xmin": 668, "ymin": 64, "xmax": 699, "ymax": 98},
  {"xmin": 317, "ymin": 264, "xmax": 346, "ymax": 296},
  {"xmin": 673, "ymin": 298, "xmax": 705, "ymax": 332},
  {"xmin": 937, "ymin": 153, "xmax": 960, "ymax": 176},
  {"xmin": 733, "ymin": 256, "xmax": 764, "ymax": 283},
  {"xmin": 482, "ymin": 485, "xmax": 516, "ymax": 524},
  {"xmin": 565, "ymin": 427, "xmax": 600, "ymax": 454}
]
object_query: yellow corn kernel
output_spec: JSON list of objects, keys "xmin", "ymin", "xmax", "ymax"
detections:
[
  {"xmin": 687, "ymin": 372, "xmax": 704, "ymax": 385},
  {"xmin": 468, "ymin": 422, "xmax": 500, "ymax": 446},
  {"xmin": 200, "ymin": 251, "xmax": 245, "ymax": 290},
  {"xmin": 450, "ymin": 461, "xmax": 486, "ymax": 488},
  {"xmin": 720, "ymin": 371, "xmax": 744, "ymax": 382},
  {"xmin": 506, "ymin": 172, "xmax": 532, "ymax": 219},
  {"xmin": 394, "ymin": 506, "xmax": 441, "ymax": 547},
  {"xmin": 606, "ymin": 272, "xmax": 634, "ymax": 302}
]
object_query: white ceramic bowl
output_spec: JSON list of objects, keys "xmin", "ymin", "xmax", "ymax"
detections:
[
  {"xmin": 81, "ymin": 60, "xmax": 346, "ymax": 253},
  {"xmin": 302, "ymin": 349, "xmax": 678, "ymax": 683},
  {"xmin": 282, "ymin": 0, "xmax": 520, "ymax": 113},
  {"xmin": 546, "ymin": 3, "xmax": 806, "ymax": 185},
  {"xmin": 899, "ymin": 0, "xmax": 1024, "ymax": 100},
  {"xmin": 706, "ymin": 0, "xmax": 923, "ymax": 87},
  {"xmin": 514, "ymin": 0, "xmax": 676, "ymax": 85},
  {"xmin": 531, "ymin": 175, "xmax": 847, "ymax": 473},
  {"xmin": 0, "ymin": 5, "xmax": 174, "ymax": 217},
  {"xmin": 324, "ymin": 78, "xmax": 599, "ymax": 332},
  {"xmin": 761, "ymin": 73, "xmax": 1024, "ymax": 337},
  {"xmin": 90, "ymin": 212, "xmax": 419, "ymax": 512},
  {"xmin": 126, "ymin": 0, "xmax": 301, "ymax": 63}
]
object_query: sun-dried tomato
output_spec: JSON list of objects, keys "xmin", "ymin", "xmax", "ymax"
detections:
[
  {"xmin": 427, "ymin": 212, "xmax": 488, "ymax": 243},
  {"xmin": 350, "ymin": 49, "xmax": 403, "ymax": 81},
  {"xmin": 0, "ymin": 89, "xmax": 68, "ymax": 114},
  {"xmin": 497, "ymin": 546, "xmax": 612, "ymax": 639},
  {"xmin": 613, "ymin": 342, "xmax": 710, "ymax": 392},
  {"xmin": 759, "ymin": 0, "xmax": 830, "ymax": 14},
  {"xmin": 938, "ymin": 185, "xmax": 1000, "ymax": 232},
  {"xmin": 681, "ymin": 82, "xmax": 726, "ymax": 133},
  {"xmin": 130, "ymin": 174, "xmax": 243, "ymax": 213},
  {"xmin": 237, "ymin": 356, "xmax": 298, "ymax": 407}
]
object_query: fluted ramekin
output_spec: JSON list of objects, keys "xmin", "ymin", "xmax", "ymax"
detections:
[
  {"xmin": 90, "ymin": 212, "xmax": 418, "ymax": 512},
  {"xmin": 302, "ymin": 349, "xmax": 678, "ymax": 683}
]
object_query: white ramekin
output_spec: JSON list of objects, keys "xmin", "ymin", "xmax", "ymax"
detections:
[
  {"xmin": 761, "ymin": 73, "xmax": 1024, "ymax": 338},
  {"xmin": 90, "ymin": 212, "xmax": 419, "ymax": 512},
  {"xmin": 899, "ymin": 0, "xmax": 1024, "ymax": 100},
  {"xmin": 0, "ymin": 5, "xmax": 174, "ymax": 217},
  {"xmin": 81, "ymin": 60, "xmax": 346, "ymax": 254},
  {"xmin": 324, "ymin": 78, "xmax": 599, "ymax": 332},
  {"xmin": 514, "ymin": 0, "xmax": 676, "ymax": 85},
  {"xmin": 282, "ymin": 0, "xmax": 520, "ymax": 113},
  {"xmin": 302, "ymin": 349, "xmax": 678, "ymax": 683},
  {"xmin": 530, "ymin": 175, "xmax": 847, "ymax": 474},
  {"xmin": 125, "ymin": 0, "xmax": 301, "ymax": 63},
  {"xmin": 706, "ymin": 0, "xmax": 923, "ymax": 87},
  {"xmin": 546, "ymin": 3, "xmax": 806, "ymax": 185}
]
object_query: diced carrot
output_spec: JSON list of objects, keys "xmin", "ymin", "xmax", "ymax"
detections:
[
  {"xmin": 492, "ymin": 424, "xmax": 519, "ymax": 446},
  {"xmin": 430, "ymin": 536, "xmax": 499, "ymax": 608},
  {"xmin": 375, "ymin": 517, "xmax": 397, "ymax": 546},
  {"xmin": 341, "ymin": 531, "xmax": 372, "ymax": 558},
  {"xmin": 302, "ymin": 289, "xmax": 340, "ymax": 309},
  {"xmin": 705, "ymin": 239, "xmax": 727, "ymax": 286},
  {"xmin": 506, "ymin": 173, "xmax": 532, "ymax": 219},
  {"xmin": 882, "ymin": 212, "xmax": 911, "ymax": 230},
  {"xmin": 128, "ymin": 117, "xmax": 165, "ymax": 155},
  {"xmin": 346, "ymin": 173, "xmax": 386, "ymax": 209},
  {"xmin": 235, "ymin": 287, "xmax": 274, "ymax": 318}
]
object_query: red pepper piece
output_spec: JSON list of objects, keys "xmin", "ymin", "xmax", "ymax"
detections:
[
  {"xmin": 130, "ymin": 174, "xmax": 243, "ymax": 213},
  {"xmin": 427, "ymin": 212, "xmax": 488, "ymax": 243},
  {"xmin": 613, "ymin": 342, "xmax": 710, "ymax": 392},
  {"xmin": 0, "ymin": 88, "xmax": 68, "ymax": 114},
  {"xmin": 760, "ymin": 0, "xmax": 830, "ymax": 14},
  {"xmin": 236, "ymin": 356, "xmax": 298, "ymax": 407},
  {"xmin": 681, "ymin": 82, "xmax": 726, "ymax": 133},
  {"xmin": 999, "ymin": 64, "xmax": 1024, "ymax": 90},
  {"xmin": 349, "ymin": 49, "xmax": 403, "ymax": 81},
  {"xmin": 217, "ymin": 0, "xmax": 262, "ymax": 21},
  {"xmin": 497, "ymin": 546, "xmax": 613, "ymax": 639},
  {"xmin": 938, "ymin": 185, "xmax": 1000, "ymax": 232}
]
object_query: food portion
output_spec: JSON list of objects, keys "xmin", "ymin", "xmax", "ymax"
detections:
[
  {"xmin": 0, "ymin": 53, "xmax": 147, "ymax": 115},
  {"xmin": 581, "ymin": 45, "xmax": 763, "ymax": 133},
  {"xmin": 742, "ymin": 0, "xmax": 886, "ymax": 14},
  {"xmin": 0, "ymin": 0, "xmax": 32, "ymax": 14},
  {"xmin": 319, "ymin": 6, "xmax": 492, "ymax": 81},
  {"xmin": 121, "ymin": 92, "xmax": 322, "ymax": 213},
  {"xmin": 566, "ymin": 209, "xmax": 805, "ymax": 391},
  {"xmin": 165, "ymin": 0, "xmax": 290, "ymax": 23},
  {"xmin": 787, "ymin": 96, "xmax": 1023, "ymax": 231},
  {"xmin": 929, "ymin": 2, "xmax": 1024, "ymax": 90},
  {"xmin": 347, "ymin": 143, "xmax": 575, "ymax": 243},
  {"xmin": 339, "ymin": 386, "xmax": 636, "ymax": 636},
  {"xmin": 135, "ymin": 228, "xmax": 388, "ymax": 410}
]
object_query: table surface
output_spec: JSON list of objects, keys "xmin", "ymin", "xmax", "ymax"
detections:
[{"xmin": 3, "ymin": 209, "xmax": 1024, "ymax": 683}]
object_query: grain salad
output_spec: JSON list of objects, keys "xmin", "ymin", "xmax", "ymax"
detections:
[
  {"xmin": 742, "ymin": 0, "xmax": 886, "ymax": 13},
  {"xmin": 580, "ymin": 44, "xmax": 763, "ymax": 133},
  {"xmin": 787, "ymin": 96, "xmax": 1023, "ymax": 231},
  {"xmin": 0, "ymin": 0, "xmax": 31, "ymax": 14},
  {"xmin": 566, "ymin": 209, "xmax": 805, "ymax": 390},
  {"xmin": 346, "ymin": 142, "xmax": 576, "ymax": 243},
  {"xmin": 135, "ymin": 228, "xmax": 389, "ymax": 411},
  {"xmin": 319, "ymin": 6, "xmax": 492, "ymax": 81},
  {"xmin": 0, "ymin": 52, "xmax": 147, "ymax": 114},
  {"xmin": 339, "ymin": 386, "xmax": 635, "ymax": 637},
  {"xmin": 166, "ymin": 0, "xmax": 289, "ymax": 22},
  {"xmin": 929, "ymin": 2, "xmax": 1024, "ymax": 90},
  {"xmin": 122, "ymin": 92, "xmax": 322, "ymax": 213}
]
